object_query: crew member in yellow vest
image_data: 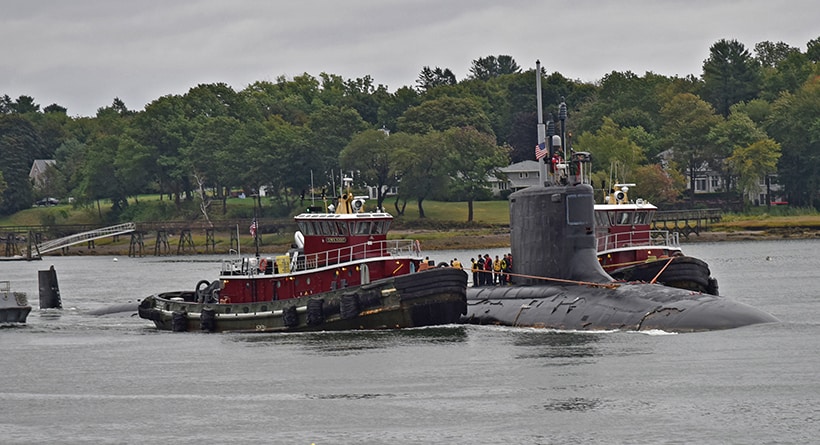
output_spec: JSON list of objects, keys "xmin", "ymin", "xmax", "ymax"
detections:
[
  {"xmin": 470, "ymin": 258, "xmax": 479, "ymax": 287},
  {"xmin": 451, "ymin": 258, "xmax": 462, "ymax": 270},
  {"xmin": 493, "ymin": 255, "xmax": 502, "ymax": 285}
]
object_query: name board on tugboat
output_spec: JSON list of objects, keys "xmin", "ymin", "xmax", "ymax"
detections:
[{"xmin": 326, "ymin": 237, "xmax": 347, "ymax": 243}]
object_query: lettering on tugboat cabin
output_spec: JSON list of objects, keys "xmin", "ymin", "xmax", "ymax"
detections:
[{"xmin": 325, "ymin": 237, "xmax": 347, "ymax": 243}]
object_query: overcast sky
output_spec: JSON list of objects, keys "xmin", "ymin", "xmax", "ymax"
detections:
[{"xmin": 3, "ymin": 0, "xmax": 818, "ymax": 117}]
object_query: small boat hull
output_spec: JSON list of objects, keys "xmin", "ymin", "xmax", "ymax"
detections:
[
  {"xmin": 0, "ymin": 283, "xmax": 31, "ymax": 324},
  {"xmin": 138, "ymin": 267, "xmax": 467, "ymax": 333}
]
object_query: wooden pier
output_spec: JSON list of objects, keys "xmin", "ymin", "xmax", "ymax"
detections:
[{"xmin": 652, "ymin": 209, "xmax": 722, "ymax": 238}]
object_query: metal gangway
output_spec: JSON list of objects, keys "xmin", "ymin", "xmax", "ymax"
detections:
[{"xmin": 35, "ymin": 222, "xmax": 136, "ymax": 255}]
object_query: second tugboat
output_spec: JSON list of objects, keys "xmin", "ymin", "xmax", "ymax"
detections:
[
  {"xmin": 139, "ymin": 179, "xmax": 467, "ymax": 333},
  {"xmin": 595, "ymin": 182, "xmax": 719, "ymax": 295}
]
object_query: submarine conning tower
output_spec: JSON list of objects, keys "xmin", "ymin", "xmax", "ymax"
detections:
[{"xmin": 509, "ymin": 183, "xmax": 613, "ymax": 286}]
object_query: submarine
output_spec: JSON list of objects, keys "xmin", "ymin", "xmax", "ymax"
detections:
[
  {"xmin": 38, "ymin": 266, "xmax": 140, "ymax": 316},
  {"xmin": 460, "ymin": 63, "xmax": 777, "ymax": 333}
]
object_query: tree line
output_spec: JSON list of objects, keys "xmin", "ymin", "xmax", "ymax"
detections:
[{"xmin": 1, "ymin": 38, "xmax": 818, "ymax": 224}]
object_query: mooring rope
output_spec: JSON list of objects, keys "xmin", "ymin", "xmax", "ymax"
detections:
[
  {"xmin": 481, "ymin": 270, "xmax": 620, "ymax": 289},
  {"xmin": 649, "ymin": 256, "xmax": 676, "ymax": 284}
]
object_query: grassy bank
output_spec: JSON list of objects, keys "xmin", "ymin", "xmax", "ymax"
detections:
[{"xmin": 3, "ymin": 197, "xmax": 820, "ymax": 256}]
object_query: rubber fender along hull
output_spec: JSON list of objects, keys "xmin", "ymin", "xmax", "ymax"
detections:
[
  {"xmin": 608, "ymin": 255, "xmax": 718, "ymax": 295},
  {"xmin": 461, "ymin": 283, "xmax": 777, "ymax": 333},
  {"xmin": 138, "ymin": 267, "xmax": 467, "ymax": 333}
]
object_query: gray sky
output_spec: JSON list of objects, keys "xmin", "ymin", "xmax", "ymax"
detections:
[{"xmin": 3, "ymin": 0, "xmax": 818, "ymax": 117}]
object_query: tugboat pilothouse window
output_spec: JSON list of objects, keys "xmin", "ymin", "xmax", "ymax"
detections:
[
  {"xmin": 320, "ymin": 221, "xmax": 336, "ymax": 235},
  {"xmin": 336, "ymin": 221, "xmax": 350, "ymax": 235},
  {"xmin": 633, "ymin": 211, "xmax": 653, "ymax": 225},
  {"xmin": 566, "ymin": 194, "xmax": 594, "ymax": 226},
  {"xmin": 355, "ymin": 221, "xmax": 372, "ymax": 235},
  {"xmin": 594, "ymin": 211, "xmax": 610, "ymax": 227},
  {"xmin": 297, "ymin": 221, "xmax": 314, "ymax": 235},
  {"xmin": 615, "ymin": 211, "xmax": 633, "ymax": 225}
]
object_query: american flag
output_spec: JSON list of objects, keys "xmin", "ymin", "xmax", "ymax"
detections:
[
  {"xmin": 535, "ymin": 142, "xmax": 548, "ymax": 160},
  {"xmin": 249, "ymin": 218, "xmax": 258, "ymax": 238}
]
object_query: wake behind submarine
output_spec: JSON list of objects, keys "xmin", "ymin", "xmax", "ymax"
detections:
[{"xmin": 461, "ymin": 64, "xmax": 777, "ymax": 333}]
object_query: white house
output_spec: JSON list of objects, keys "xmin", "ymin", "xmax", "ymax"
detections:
[
  {"xmin": 29, "ymin": 159, "xmax": 56, "ymax": 189},
  {"xmin": 658, "ymin": 149, "xmax": 784, "ymax": 205},
  {"xmin": 490, "ymin": 160, "xmax": 541, "ymax": 196}
]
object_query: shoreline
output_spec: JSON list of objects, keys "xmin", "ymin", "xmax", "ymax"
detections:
[{"xmin": 22, "ymin": 228, "xmax": 820, "ymax": 258}]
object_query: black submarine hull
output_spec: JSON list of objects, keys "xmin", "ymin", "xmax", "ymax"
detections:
[
  {"xmin": 471, "ymin": 179, "xmax": 777, "ymax": 333},
  {"xmin": 462, "ymin": 284, "xmax": 777, "ymax": 332}
]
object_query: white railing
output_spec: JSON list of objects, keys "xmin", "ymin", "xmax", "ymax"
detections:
[
  {"xmin": 36, "ymin": 222, "xmax": 137, "ymax": 254},
  {"xmin": 221, "ymin": 239, "xmax": 419, "ymax": 276},
  {"xmin": 596, "ymin": 229, "xmax": 679, "ymax": 253}
]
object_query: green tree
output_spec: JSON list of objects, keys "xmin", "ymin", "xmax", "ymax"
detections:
[
  {"xmin": 765, "ymin": 75, "xmax": 820, "ymax": 207},
  {"xmin": 10, "ymin": 95, "xmax": 40, "ymax": 114},
  {"xmin": 391, "ymin": 131, "xmax": 449, "ymax": 218},
  {"xmin": 701, "ymin": 39, "xmax": 761, "ymax": 117},
  {"xmin": 185, "ymin": 116, "xmax": 241, "ymax": 213},
  {"xmin": 0, "ymin": 170, "xmax": 6, "ymax": 207},
  {"xmin": 261, "ymin": 116, "xmax": 313, "ymax": 214},
  {"xmin": 77, "ymin": 135, "xmax": 122, "ymax": 218},
  {"xmin": 468, "ymin": 55, "xmax": 521, "ymax": 80},
  {"xmin": 707, "ymin": 110, "xmax": 768, "ymax": 192},
  {"xmin": 442, "ymin": 127, "xmax": 510, "ymax": 222},
  {"xmin": 397, "ymin": 96, "xmax": 493, "ymax": 135},
  {"xmin": 576, "ymin": 117, "xmax": 646, "ymax": 182},
  {"xmin": 115, "ymin": 135, "xmax": 157, "ymax": 204},
  {"xmin": 416, "ymin": 66, "xmax": 457, "ymax": 92},
  {"xmin": 308, "ymin": 105, "xmax": 369, "ymax": 184},
  {"xmin": 226, "ymin": 120, "xmax": 270, "ymax": 210},
  {"xmin": 754, "ymin": 41, "xmax": 798, "ymax": 68},
  {"xmin": 132, "ymin": 94, "xmax": 192, "ymax": 207},
  {"xmin": 0, "ymin": 115, "xmax": 41, "ymax": 214},
  {"xmin": 659, "ymin": 93, "xmax": 723, "ymax": 204},
  {"xmin": 807, "ymin": 37, "xmax": 820, "ymax": 63},
  {"xmin": 376, "ymin": 86, "xmax": 420, "ymax": 133},
  {"xmin": 726, "ymin": 139, "xmax": 781, "ymax": 208},
  {"xmin": 630, "ymin": 164, "xmax": 686, "ymax": 206},
  {"xmin": 339, "ymin": 129, "xmax": 397, "ymax": 211}
]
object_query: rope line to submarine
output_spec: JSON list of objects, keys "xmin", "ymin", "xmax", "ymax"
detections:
[{"xmin": 475, "ymin": 270, "xmax": 620, "ymax": 289}]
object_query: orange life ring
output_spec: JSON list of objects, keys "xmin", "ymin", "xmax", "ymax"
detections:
[{"xmin": 258, "ymin": 258, "xmax": 268, "ymax": 272}]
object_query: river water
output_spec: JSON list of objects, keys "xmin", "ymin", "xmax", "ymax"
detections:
[{"xmin": 1, "ymin": 239, "xmax": 819, "ymax": 444}]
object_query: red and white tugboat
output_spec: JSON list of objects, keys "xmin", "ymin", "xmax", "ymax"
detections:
[
  {"xmin": 139, "ymin": 181, "xmax": 467, "ymax": 333},
  {"xmin": 594, "ymin": 183, "xmax": 718, "ymax": 295}
]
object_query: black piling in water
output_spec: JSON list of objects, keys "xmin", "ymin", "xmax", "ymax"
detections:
[{"xmin": 38, "ymin": 265, "xmax": 62, "ymax": 309}]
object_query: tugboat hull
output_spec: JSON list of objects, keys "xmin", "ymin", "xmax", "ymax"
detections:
[
  {"xmin": 608, "ymin": 255, "xmax": 719, "ymax": 295},
  {"xmin": 139, "ymin": 267, "xmax": 467, "ymax": 333}
]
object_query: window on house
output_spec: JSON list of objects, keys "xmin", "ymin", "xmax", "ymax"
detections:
[{"xmin": 695, "ymin": 179, "xmax": 707, "ymax": 191}]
